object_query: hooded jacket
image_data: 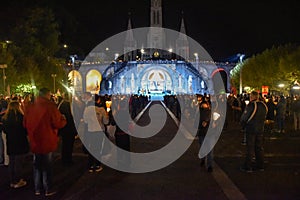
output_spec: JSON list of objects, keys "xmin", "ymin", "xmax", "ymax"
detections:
[{"xmin": 23, "ymin": 96, "xmax": 66, "ymax": 154}]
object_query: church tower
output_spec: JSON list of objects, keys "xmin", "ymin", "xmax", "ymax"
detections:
[
  {"xmin": 150, "ymin": 0, "xmax": 162, "ymax": 27},
  {"xmin": 124, "ymin": 13, "xmax": 137, "ymax": 61},
  {"xmin": 147, "ymin": 0, "xmax": 166, "ymax": 55},
  {"xmin": 176, "ymin": 14, "xmax": 190, "ymax": 60}
]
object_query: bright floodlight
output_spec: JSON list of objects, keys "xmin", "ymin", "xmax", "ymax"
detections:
[
  {"xmin": 293, "ymin": 85, "xmax": 300, "ymax": 90},
  {"xmin": 239, "ymin": 54, "xmax": 245, "ymax": 63},
  {"xmin": 278, "ymin": 84, "xmax": 284, "ymax": 88}
]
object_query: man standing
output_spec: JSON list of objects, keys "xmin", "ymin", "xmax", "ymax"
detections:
[
  {"xmin": 276, "ymin": 95, "xmax": 287, "ymax": 133},
  {"xmin": 57, "ymin": 93, "xmax": 78, "ymax": 166},
  {"xmin": 240, "ymin": 91, "xmax": 268, "ymax": 172},
  {"xmin": 197, "ymin": 100, "xmax": 213, "ymax": 172},
  {"xmin": 292, "ymin": 96, "xmax": 300, "ymax": 131},
  {"xmin": 23, "ymin": 88, "xmax": 66, "ymax": 196}
]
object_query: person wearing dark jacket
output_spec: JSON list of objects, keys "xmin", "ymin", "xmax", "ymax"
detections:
[
  {"xmin": 240, "ymin": 91, "xmax": 268, "ymax": 172},
  {"xmin": 265, "ymin": 97, "xmax": 276, "ymax": 132},
  {"xmin": 276, "ymin": 95, "xmax": 287, "ymax": 133},
  {"xmin": 197, "ymin": 100, "xmax": 213, "ymax": 172},
  {"xmin": 2, "ymin": 101, "xmax": 29, "ymax": 188},
  {"xmin": 57, "ymin": 94, "xmax": 78, "ymax": 166},
  {"xmin": 111, "ymin": 99, "xmax": 131, "ymax": 168}
]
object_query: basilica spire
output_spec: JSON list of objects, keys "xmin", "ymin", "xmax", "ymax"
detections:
[
  {"xmin": 124, "ymin": 12, "xmax": 137, "ymax": 61},
  {"xmin": 176, "ymin": 12, "xmax": 190, "ymax": 60},
  {"xmin": 179, "ymin": 12, "xmax": 186, "ymax": 35},
  {"xmin": 125, "ymin": 13, "xmax": 134, "ymax": 41}
]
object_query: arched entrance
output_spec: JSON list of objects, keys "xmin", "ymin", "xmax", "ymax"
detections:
[
  {"xmin": 212, "ymin": 69, "xmax": 228, "ymax": 94},
  {"xmin": 140, "ymin": 67, "xmax": 172, "ymax": 95},
  {"xmin": 86, "ymin": 70, "xmax": 102, "ymax": 94},
  {"xmin": 68, "ymin": 70, "xmax": 82, "ymax": 93}
]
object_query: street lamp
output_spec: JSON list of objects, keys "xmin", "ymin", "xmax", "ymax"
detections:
[
  {"xmin": 114, "ymin": 53, "xmax": 119, "ymax": 60},
  {"xmin": 141, "ymin": 49, "xmax": 145, "ymax": 60},
  {"xmin": 293, "ymin": 85, "xmax": 300, "ymax": 90},
  {"xmin": 0, "ymin": 41, "xmax": 12, "ymax": 96},
  {"xmin": 51, "ymin": 74, "xmax": 57, "ymax": 93},
  {"xmin": 69, "ymin": 55, "xmax": 77, "ymax": 90},
  {"xmin": 0, "ymin": 64, "xmax": 7, "ymax": 95},
  {"xmin": 238, "ymin": 53, "xmax": 245, "ymax": 94},
  {"xmin": 194, "ymin": 53, "xmax": 199, "ymax": 72},
  {"xmin": 278, "ymin": 84, "xmax": 285, "ymax": 88}
]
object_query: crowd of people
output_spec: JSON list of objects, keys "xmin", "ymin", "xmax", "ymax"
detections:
[
  {"xmin": 0, "ymin": 90, "xmax": 148, "ymax": 196},
  {"xmin": 0, "ymin": 89, "xmax": 67, "ymax": 196},
  {"xmin": 227, "ymin": 92, "xmax": 300, "ymax": 134},
  {"xmin": 163, "ymin": 91, "xmax": 299, "ymax": 173},
  {"xmin": 0, "ymin": 88, "xmax": 299, "ymax": 196}
]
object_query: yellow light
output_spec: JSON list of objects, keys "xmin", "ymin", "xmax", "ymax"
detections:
[{"xmin": 106, "ymin": 101, "xmax": 112, "ymax": 112}]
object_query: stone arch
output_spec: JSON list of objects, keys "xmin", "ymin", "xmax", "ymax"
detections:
[
  {"xmin": 86, "ymin": 69, "xmax": 102, "ymax": 94},
  {"xmin": 68, "ymin": 70, "xmax": 82, "ymax": 93},
  {"xmin": 139, "ymin": 65, "xmax": 175, "ymax": 94},
  {"xmin": 211, "ymin": 68, "xmax": 228, "ymax": 94}
]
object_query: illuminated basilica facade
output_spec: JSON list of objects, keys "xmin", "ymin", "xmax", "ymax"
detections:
[{"xmin": 68, "ymin": 0, "xmax": 235, "ymax": 96}]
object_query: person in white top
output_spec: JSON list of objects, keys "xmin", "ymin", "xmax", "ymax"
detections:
[{"xmin": 83, "ymin": 92, "xmax": 109, "ymax": 172}]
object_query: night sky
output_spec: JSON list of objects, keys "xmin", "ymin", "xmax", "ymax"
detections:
[{"xmin": 0, "ymin": 0, "xmax": 299, "ymax": 61}]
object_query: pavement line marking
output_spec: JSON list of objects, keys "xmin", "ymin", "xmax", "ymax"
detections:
[
  {"xmin": 213, "ymin": 162, "xmax": 247, "ymax": 200},
  {"xmin": 160, "ymin": 101, "xmax": 180, "ymax": 126},
  {"xmin": 161, "ymin": 101, "xmax": 247, "ymax": 200},
  {"xmin": 161, "ymin": 101, "xmax": 195, "ymax": 140},
  {"xmin": 133, "ymin": 101, "xmax": 152, "ymax": 122}
]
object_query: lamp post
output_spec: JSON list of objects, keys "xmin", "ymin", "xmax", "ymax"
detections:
[
  {"xmin": 69, "ymin": 55, "xmax": 77, "ymax": 94},
  {"xmin": 0, "ymin": 64, "xmax": 7, "ymax": 95},
  {"xmin": 278, "ymin": 83, "xmax": 285, "ymax": 96},
  {"xmin": 168, "ymin": 48, "xmax": 173, "ymax": 59},
  {"xmin": 51, "ymin": 74, "xmax": 57, "ymax": 93},
  {"xmin": 0, "ymin": 41, "xmax": 11, "ymax": 95},
  {"xmin": 194, "ymin": 53, "xmax": 199, "ymax": 71},
  {"xmin": 238, "ymin": 54, "xmax": 245, "ymax": 94},
  {"xmin": 141, "ymin": 49, "xmax": 145, "ymax": 60}
]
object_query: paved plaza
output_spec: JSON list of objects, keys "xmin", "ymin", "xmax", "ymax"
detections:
[{"xmin": 0, "ymin": 101, "xmax": 300, "ymax": 200}]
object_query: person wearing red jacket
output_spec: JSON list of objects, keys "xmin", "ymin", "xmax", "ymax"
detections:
[{"xmin": 23, "ymin": 88, "xmax": 66, "ymax": 196}]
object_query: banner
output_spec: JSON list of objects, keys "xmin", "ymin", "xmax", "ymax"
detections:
[{"xmin": 262, "ymin": 86, "xmax": 269, "ymax": 98}]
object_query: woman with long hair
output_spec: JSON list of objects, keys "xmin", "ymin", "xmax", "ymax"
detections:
[{"xmin": 2, "ymin": 101, "xmax": 29, "ymax": 188}]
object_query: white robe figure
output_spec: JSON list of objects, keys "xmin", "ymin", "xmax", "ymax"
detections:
[
  {"xmin": 131, "ymin": 73, "xmax": 135, "ymax": 93},
  {"xmin": 188, "ymin": 75, "xmax": 193, "ymax": 93}
]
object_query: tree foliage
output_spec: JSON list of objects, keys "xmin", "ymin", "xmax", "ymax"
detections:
[
  {"xmin": 231, "ymin": 44, "xmax": 300, "ymax": 93},
  {"xmin": 1, "ymin": 7, "xmax": 67, "ymax": 95}
]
